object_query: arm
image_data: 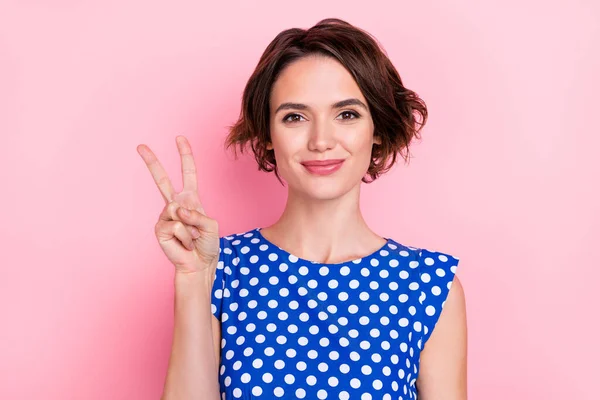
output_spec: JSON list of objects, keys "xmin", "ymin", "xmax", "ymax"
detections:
[
  {"xmin": 161, "ymin": 267, "xmax": 221, "ymax": 400},
  {"xmin": 416, "ymin": 275, "xmax": 468, "ymax": 399}
]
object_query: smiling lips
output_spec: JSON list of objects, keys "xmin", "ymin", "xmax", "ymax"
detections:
[{"xmin": 301, "ymin": 159, "xmax": 345, "ymax": 176}]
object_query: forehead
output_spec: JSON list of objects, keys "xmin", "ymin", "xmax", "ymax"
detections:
[{"xmin": 270, "ymin": 55, "xmax": 366, "ymax": 109}]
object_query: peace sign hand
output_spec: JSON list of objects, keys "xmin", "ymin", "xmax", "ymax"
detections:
[{"xmin": 137, "ymin": 136, "xmax": 220, "ymax": 274}]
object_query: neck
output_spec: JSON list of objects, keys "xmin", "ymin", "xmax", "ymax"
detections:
[{"xmin": 260, "ymin": 184, "xmax": 386, "ymax": 264}]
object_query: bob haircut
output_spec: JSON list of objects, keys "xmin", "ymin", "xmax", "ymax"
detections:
[{"xmin": 225, "ymin": 18, "xmax": 428, "ymax": 184}]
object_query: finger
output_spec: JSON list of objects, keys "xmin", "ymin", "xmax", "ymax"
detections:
[
  {"xmin": 137, "ymin": 144, "xmax": 176, "ymax": 203},
  {"xmin": 158, "ymin": 201, "xmax": 184, "ymax": 222},
  {"xmin": 176, "ymin": 136, "xmax": 198, "ymax": 193},
  {"xmin": 177, "ymin": 207, "xmax": 218, "ymax": 232},
  {"xmin": 156, "ymin": 220, "xmax": 196, "ymax": 251}
]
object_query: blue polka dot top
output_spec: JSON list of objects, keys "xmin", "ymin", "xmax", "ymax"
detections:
[{"xmin": 211, "ymin": 227, "xmax": 460, "ymax": 400}]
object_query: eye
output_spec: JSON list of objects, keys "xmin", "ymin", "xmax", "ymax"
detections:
[
  {"xmin": 282, "ymin": 113, "xmax": 306, "ymax": 124},
  {"xmin": 337, "ymin": 110, "xmax": 360, "ymax": 121}
]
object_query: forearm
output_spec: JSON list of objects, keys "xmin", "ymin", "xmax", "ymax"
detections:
[{"xmin": 161, "ymin": 269, "xmax": 220, "ymax": 400}]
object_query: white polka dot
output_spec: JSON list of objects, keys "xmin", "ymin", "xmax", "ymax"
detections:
[
  {"xmin": 320, "ymin": 266, "xmax": 329, "ymax": 276},
  {"xmin": 252, "ymin": 386, "xmax": 262, "ymax": 396},
  {"xmin": 299, "ymin": 266, "xmax": 309, "ymax": 275},
  {"xmin": 328, "ymin": 376, "xmax": 339, "ymax": 386},
  {"xmin": 253, "ymin": 358, "xmax": 263, "ymax": 368},
  {"xmin": 296, "ymin": 388, "xmax": 306, "ymax": 398},
  {"xmin": 371, "ymin": 259, "xmax": 379, "ymax": 266},
  {"xmin": 286, "ymin": 348, "xmax": 296, "ymax": 358},
  {"xmin": 340, "ymin": 364, "xmax": 350, "ymax": 374},
  {"xmin": 307, "ymin": 375, "xmax": 317, "ymax": 385},
  {"xmin": 274, "ymin": 387, "xmax": 284, "ymax": 397},
  {"xmin": 426, "ymin": 305, "xmax": 436, "ymax": 316},
  {"xmin": 424, "ymin": 257, "xmax": 434, "ymax": 266},
  {"xmin": 274, "ymin": 359, "xmax": 285, "ymax": 369},
  {"xmin": 296, "ymin": 361, "xmax": 307, "ymax": 371},
  {"xmin": 373, "ymin": 379, "xmax": 383, "ymax": 390},
  {"xmin": 241, "ymin": 373, "xmax": 251, "ymax": 383},
  {"xmin": 339, "ymin": 292, "xmax": 349, "ymax": 301},
  {"xmin": 399, "ymin": 318, "xmax": 409, "ymax": 327},
  {"xmin": 389, "ymin": 259, "xmax": 399, "ymax": 267},
  {"xmin": 350, "ymin": 378, "xmax": 361, "ymax": 388},
  {"xmin": 432, "ymin": 286, "xmax": 442, "ymax": 295},
  {"xmin": 317, "ymin": 389, "xmax": 328, "ymax": 399},
  {"xmin": 233, "ymin": 388, "xmax": 242, "ymax": 398},
  {"xmin": 340, "ymin": 266, "xmax": 350, "ymax": 276},
  {"xmin": 284, "ymin": 374, "xmax": 295, "ymax": 384}
]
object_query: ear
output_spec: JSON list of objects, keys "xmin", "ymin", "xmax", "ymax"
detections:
[
  {"xmin": 373, "ymin": 135, "xmax": 382, "ymax": 145},
  {"xmin": 266, "ymin": 142, "xmax": 273, "ymax": 150}
]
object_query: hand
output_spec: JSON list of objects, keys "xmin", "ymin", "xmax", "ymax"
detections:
[{"xmin": 137, "ymin": 135, "xmax": 220, "ymax": 274}]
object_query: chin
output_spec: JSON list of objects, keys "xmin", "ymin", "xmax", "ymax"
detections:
[{"xmin": 295, "ymin": 178, "xmax": 359, "ymax": 201}]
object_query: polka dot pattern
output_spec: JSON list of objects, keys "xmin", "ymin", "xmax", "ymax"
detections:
[{"xmin": 211, "ymin": 228, "xmax": 459, "ymax": 399}]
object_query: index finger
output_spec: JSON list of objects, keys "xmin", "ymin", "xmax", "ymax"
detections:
[
  {"xmin": 176, "ymin": 136, "xmax": 198, "ymax": 193},
  {"xmin": 137, "ymin": 144, "xmax": 176, "ymax": 203}
]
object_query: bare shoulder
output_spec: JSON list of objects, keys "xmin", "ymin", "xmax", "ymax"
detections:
[{"xmin": 417, "ymin": 275, "xmax": 468, "ymax": 399}]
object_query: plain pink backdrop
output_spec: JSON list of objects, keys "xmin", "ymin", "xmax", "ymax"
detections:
[{"xmin": 1, "ymin": 1, "xmax": 598, "ymax": 399}]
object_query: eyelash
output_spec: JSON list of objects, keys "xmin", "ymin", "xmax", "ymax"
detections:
[{"xmin": 282, "ymin": 110, "xmax": 361, "ymax": 124}]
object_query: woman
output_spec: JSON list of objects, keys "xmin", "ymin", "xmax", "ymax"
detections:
[{"xmin": 138, "ymin": 18, "xmax": 467, "ymax": 400}]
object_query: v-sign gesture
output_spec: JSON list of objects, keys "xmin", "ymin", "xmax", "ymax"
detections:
[{"xmin": 137, "ymin": 135, "xmax": 220, "ymax": 274}]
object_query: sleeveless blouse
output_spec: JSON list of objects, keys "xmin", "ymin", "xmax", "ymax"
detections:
[{"xmin": 210, "ymin": 227, "xmax": 460, "ymax": 399}]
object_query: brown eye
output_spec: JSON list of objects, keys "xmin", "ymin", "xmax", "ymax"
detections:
[
  {"xmin": 338, "ymin": 111, "xmax": 360, "ymax": 120},
  {"xmin": 283, "ymin": 113, "xmax": 306, "ymax": 123}
]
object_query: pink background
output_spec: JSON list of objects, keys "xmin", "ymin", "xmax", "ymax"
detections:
[{"xmin": 1, "ymin": 1, "xmax": 598, "ymax": 399}]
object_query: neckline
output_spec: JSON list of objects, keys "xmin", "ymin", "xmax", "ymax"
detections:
[{"xmin": 254, "ymin": 227, "xmax": 391, "ymax": 267}]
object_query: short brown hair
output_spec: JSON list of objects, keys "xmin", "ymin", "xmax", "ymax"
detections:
[{"xmin": 225, "ymin": 18, "xmax": 428, "ymax": 183}]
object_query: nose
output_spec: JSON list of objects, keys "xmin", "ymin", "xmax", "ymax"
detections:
[{"xmin": 307, "ymin": 119, "xmax": 336, "ymax": 152}]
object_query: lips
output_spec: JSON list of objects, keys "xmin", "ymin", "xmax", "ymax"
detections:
[
  {"xmin": 301, "ymin": 159, "xmax": 345, "ymax": 176},
  {"xmin": 301, "ymin": 159, "xmax": 345, "ymax": 167}
]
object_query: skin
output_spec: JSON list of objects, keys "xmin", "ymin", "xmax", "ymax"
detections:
[{"xmin": 262, "ymin": 54, "xmax": 468, "ymax": 398}]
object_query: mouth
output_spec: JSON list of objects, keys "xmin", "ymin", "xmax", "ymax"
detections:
[{"xmin": 300, "ymin": 159, "xmax": 345, "ymax": 176}]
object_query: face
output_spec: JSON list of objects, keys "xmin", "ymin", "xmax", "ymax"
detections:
[{"xmin": 268, "ymin": 55, "xmax": 381, "ymax": 200}]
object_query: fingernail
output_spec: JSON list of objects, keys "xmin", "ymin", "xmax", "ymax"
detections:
[
  {"xmin": 180, "ymin": 208, "xmax": 190, "ymax": 215},
  {"xmin": 190, "ymin": 227, "xmax": 200, "ymax": 238}
]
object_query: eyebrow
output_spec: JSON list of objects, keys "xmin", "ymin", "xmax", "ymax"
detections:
[{"xmin": 274, "ymin": 98, "xmax": 368, "ymax": 114}]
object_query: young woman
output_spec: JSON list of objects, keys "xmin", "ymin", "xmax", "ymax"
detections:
[{"xmin": 138, "ymin": 18, "xmax": 467, "ymax": 400}]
